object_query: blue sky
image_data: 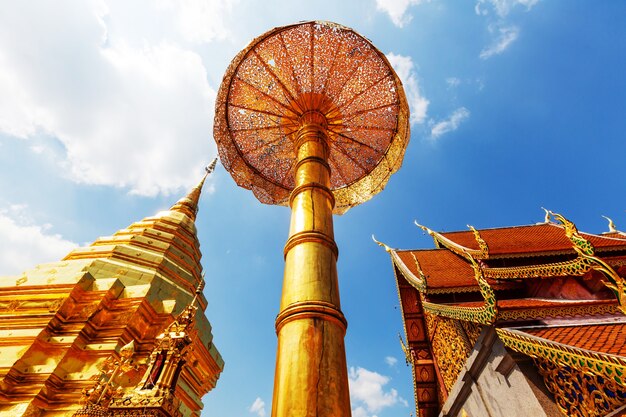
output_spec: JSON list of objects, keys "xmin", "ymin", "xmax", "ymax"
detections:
[{"xmin": 1, "ymin": 1, "xmax": 625, "ymax": 416}]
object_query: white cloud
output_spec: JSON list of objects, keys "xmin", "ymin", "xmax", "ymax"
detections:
[
  {"xmin": 352, "ymin": 407, "xmax": 373, "ymax": 417},
  {"xmin": 0, "ymin": 205, "xmax": 77, "ymax": 276},
  {"xmin": 349, "ymin": 366, "xmax": 407, "ymax": 416},
  {"xmin": 446, "ymin": 77, "xmax": 461, "ymax": 89},
  {"xmin": 475, "ymin": 0, "xmax": 539, "ymax": 17},
  {"xmin": 0, "ymin": 1, "xmax": 223, "ymax": 197},
  {"xmin": 480, "ymin": 25, "xmax": 519, "ymax": 59},
  {"xmin": 430, "ymin": 107, "xmax": 470, "ymax": 139},
  {"xmin": 475, "ymin": 2, "xmax": 489, "ymax": 16},
  {"xmin": 375, "ymin": 0, "xmax": 429, "ymax": 28},
  {"xmin": 475, "ymin": 1, "xmax": 537, "ymax": 59},
  {"xmin": 248, "ymin": 397, "xmax": 266, "ymax": 417},
  {"xmin": 385, "ymin": 356, "xmax": 398, "ymax": 367},
  {"xmin": 157, "ymin": 0, "xmax": 238, "ymax": 43},
  {"xmin": 386, "ymin": 53, "xmax": 429, "ymax": 125}
]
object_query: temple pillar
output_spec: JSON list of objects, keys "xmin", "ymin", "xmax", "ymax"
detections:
[{"xmin": 271, "ymin": 111, "xmax": 351, "ymax": 417}]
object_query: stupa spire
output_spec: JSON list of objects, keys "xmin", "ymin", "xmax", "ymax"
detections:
[{"xmin": 170, "ymin": 158, "xmax": 217, "ymax": 221}]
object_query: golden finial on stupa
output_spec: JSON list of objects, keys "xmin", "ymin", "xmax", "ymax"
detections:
[{"xmin": 170, "ymin": 159, "xmax": 218, "ymax": 221}]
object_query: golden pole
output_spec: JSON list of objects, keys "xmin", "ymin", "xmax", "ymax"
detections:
[{"xmin": 272, "ymin": 111, "xmax": 351, "ymax": 416}]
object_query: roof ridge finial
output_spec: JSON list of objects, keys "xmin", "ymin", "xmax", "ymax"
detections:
[
  {"xmin": 371, "ymin": 235, "xmax": 392, "ymax": 252},
  {"xmin": 467, "ymin": 224, "xmax": 489, "ymax": 259},
  {"xmin": 602, "ymin": 215, "xmax": 618, "ymax": 233},
  {"xmin": 541, "ymin": 207, "xmax": 552, "ymax": 223},
  {"xmin": 171, "ymin": 158, "xmax": 218, "ymax": 221},
  {"xmin": 414, "ymin": 220, "xmax": 434, "ymax": 236}
]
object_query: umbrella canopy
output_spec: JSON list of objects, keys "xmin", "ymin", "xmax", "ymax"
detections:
[{"xmin": 214, "ymin": 21, "xmax": 410, "ymax": 214}]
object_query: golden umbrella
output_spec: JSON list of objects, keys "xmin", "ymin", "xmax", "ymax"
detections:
[{"xmin": 214, "ymin": 21, "xmax": 410, "ymax": 416}]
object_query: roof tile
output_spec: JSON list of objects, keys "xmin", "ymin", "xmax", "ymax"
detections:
[
  {"xmin": 439, "ymin": 223, "xmax": 626, "ymax": 256},
  {"xmin": 396, "ymin": 249, "xmax": 476, "ymax": 288},
  {"xmin": 524, "ymin": 323, "xmax": 626, "ymax": 356}
]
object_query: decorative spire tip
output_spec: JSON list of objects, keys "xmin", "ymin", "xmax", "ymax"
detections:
[
  {"xmin": 541, "ymin": 207, "xmax": 552, "ymax": 223},
  {"xmin": 170, "ymin": 159, "xmax": 218, "ymax": 220},
  {"xmin": 414, "ymin": 220, "xmax": 432, "ymax": 235},
  {"xmin": 206, "ymin": 158, "xmax": 218, "ymax": 175},
  {"xmin": 371, "ymin": 235, "xmax": 392, "ymax": 252},
  {"xmin": 602, "ymin": 215, "xmax": 618, "ymax": 233}
]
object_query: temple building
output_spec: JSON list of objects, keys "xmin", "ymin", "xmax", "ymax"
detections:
[
  {"xmin": 377, "ymin": 210, "xmax": 626, "ymax": 417},
  {"xmin": 0, "ymin": 166, "xmax": 223, "ymax": 417}
]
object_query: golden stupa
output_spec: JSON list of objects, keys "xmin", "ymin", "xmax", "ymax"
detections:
[{"xmin": 0, "ymin": 163, "xmax": 223, "ymax": 417}]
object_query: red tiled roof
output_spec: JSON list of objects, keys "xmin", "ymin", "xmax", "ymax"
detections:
[
  {"xmin": 447, "ymin": 298, "xmax": 613, "ymax": 310},
  {"xmin": 603, "ymin": 231, "xmax": 626, "ymax": 240},
  {"xmin": 439, "ymin": 223, "xmax": 626, "ymax": 256},
  {"xmin": 395, "ymin": 249, "xmax": 476, "ymax": 289},
  {"xmin": 523, "ymin": 322, "xmax": 626, "ymax": 356}
]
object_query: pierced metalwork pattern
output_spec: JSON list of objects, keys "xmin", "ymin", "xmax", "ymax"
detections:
[
  {"xmin": 425, "ymin": 313, "xmax": 472, "ymax": 393},
  {"xmin": 534, "ymin": 358, "xmax": 626, "ymax": 417},
  {"xmin": 214, "ymin": 21, "xmax": 410, "ymax": 214}
]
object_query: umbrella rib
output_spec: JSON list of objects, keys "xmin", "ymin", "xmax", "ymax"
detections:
[
  {"xmin": 228, "ymin": 103, "xmax": 285, "ymax": 119},
  {"xmin": 279, "ymin": 159, "xmax": 296, "ymax": 186},
  {"xmin": 247, "ymin": 53, "xmax": 299, "ymax": 108},
  {"xmin": 244, "ymin": 134, "xmax": 287, "ymax": 154},
  {"xmin": 235, "ymin": 76, "xmax": 292, "ymax": 114},
  {"xmin": 332, "ymin": 141, "xmax": 371, "ymax": 174},
  {"xmin": 335, "ymin": 51, "xmax": 370, "ymax": 105},
  {"xmin": 230, "ymin": 125, "xmax": 282, "ymax": 133},
  {"xmin": 329, "ymin": 154, "xmax": 349, "ymax": 188},
  {"xmin": 342, "ymin": 102, "xmax": 399, "ymax": 121},
  {"xmin": 244, "ymin": 126, "xmax": 299, "ymax": 154},
  {"xmin": 326, "ymin": 128, "xmax": 380, "ymax": 152},
  {"xmin": 340, "ymin": 71, "xmax": 392, "ymax": 112},
  {"xmin": 309, "ymin": 23, "xmax": 314, "ymax": 93},
  {"xmin": 344, "ymin": 126, "xmax": 395, "ymax": 132},
  {"xmin": 320, "ymin": 34, "xmax": 343, "ymax": 97},
  {"xmin": 279, "ymin": 33, "xmax": 304, "ymax": 98}
]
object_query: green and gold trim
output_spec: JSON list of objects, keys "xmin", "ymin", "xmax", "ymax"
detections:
[
  {"xmin": 496, "ymin": 327, "xmax": 626, "ymax": 386},
  {"xmin": 483, "ymin": 211, "xmax": 626, "ymax": 314},
  {"xmin": 422, "ymin": 256, "xmax": 497, "ymax": 325}
]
